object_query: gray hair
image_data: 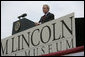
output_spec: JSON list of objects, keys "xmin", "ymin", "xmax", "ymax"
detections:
[{"xmin": 43, "ymin": 4, "xmax": 50, "ymax": 10}]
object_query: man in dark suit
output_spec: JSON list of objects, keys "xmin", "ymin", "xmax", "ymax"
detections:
[
  {"xmin": 39, "ymin": 4, "xmax": 54, "ymax": 24},
  {"xmin": 35, "ymin": 4, "xmax": 54, "ymax": 25}
]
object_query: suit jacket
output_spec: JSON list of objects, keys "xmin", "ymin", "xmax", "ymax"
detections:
[{"xmin": 39, "ymin": 12, "xmax": 54, "ymax": 24}]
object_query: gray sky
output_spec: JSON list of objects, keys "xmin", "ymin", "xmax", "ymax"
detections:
[{"xmin": 1, "ymin": 1, "xmax": 84, "ymax": 39}]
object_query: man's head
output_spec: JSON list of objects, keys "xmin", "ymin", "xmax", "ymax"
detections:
[{"xmin": 43, "ymin": 4, "xmax": 50, "ymax": 14}]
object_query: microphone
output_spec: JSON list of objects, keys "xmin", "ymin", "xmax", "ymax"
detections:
[
  {"xmin": 18, "ymin": 13, "xmax": 27, "ymax": 19},
  {"xmin": 20, "ymin": 13, "xmax": 27, "ymax": 17}
]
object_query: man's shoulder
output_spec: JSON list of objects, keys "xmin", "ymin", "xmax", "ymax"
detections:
[
  {"xmin": 41, "ymin": 12, "xmax": 54, "ymax": 18},
  {"xmin": 48, "ymin": 12, "xmax": 54, "ymax": 16}
]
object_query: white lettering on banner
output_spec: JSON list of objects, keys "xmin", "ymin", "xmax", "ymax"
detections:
[{"xmin": 1, "ymin": 13, "xmax": 76, "ymax": 56}]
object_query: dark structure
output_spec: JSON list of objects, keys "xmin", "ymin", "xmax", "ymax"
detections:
[
  {"xmin": 75, "ymin": 18, "xmax": 84, "ymax": 47},
  {"xmin": 12, "ymin": 18, "xmax": 35, "ymax": 35},
  {"xmin": 12, "ymin": 14, "xmax": 35, "ymax": 35}
]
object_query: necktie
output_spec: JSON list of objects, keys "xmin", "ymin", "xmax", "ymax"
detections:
[{"xmin": 43, "ymin": 15, "xmax": 46, "ymax": 21}]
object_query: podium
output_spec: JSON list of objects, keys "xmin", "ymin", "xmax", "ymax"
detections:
[{"xmin": 12, "ymin": 18, "xmax": 35, "ymax": 35}]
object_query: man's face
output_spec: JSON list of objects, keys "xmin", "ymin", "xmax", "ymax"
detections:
[{"xmin": 43, "ymin": 6, "xmax": 49, "ymax": 14}]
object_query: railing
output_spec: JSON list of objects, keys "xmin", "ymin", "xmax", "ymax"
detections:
[{"xmin": 40, "ymin": 46, "xmax": 84, "ymax": 56}]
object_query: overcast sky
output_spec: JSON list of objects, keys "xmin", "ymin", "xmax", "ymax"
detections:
[{"xmin": 1, "ymin": 1, "xmax": 84, "ymax": 39}]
